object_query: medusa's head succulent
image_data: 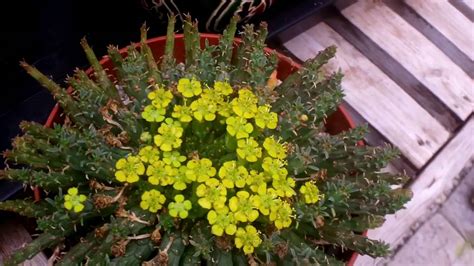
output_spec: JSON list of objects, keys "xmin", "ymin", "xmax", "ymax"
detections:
[{"xmin": 0, "ymin": 16, "xmax": 411, "ymax": 265}]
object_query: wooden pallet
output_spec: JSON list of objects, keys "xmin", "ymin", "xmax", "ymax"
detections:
[
  {"xmin": 278, "ymin": 0, "xmax": 474, "ymax": 265},
  {"xmin": 0, "ymin": 220, "xmax": 48, "ymax": 265},
  {"xmin": 1, "ymin": 0, "xmax": 472, "ymax": 264}
]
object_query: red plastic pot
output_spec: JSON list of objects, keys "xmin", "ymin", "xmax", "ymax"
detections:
[{"xmin": 42, "ymin": 33, "xmax": 360, "ymax": 264}]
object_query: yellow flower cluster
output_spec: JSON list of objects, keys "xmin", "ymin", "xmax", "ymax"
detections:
[{"xmin": 110, "ymin": 78, "xmax": 321, "ymax": 255}]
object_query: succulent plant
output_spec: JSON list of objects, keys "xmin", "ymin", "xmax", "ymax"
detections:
[{"xmin": 0, "ymin": 16, "xmax": 411, "ymax": 265}]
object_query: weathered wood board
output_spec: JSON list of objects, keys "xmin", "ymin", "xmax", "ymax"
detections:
[
  {"xmin": 0, "ymin": 220, "xmax": 48, "ymax": 265},
  {"xmin": 342, "ymin": 1, "xmax": 474, "ymax": 121},
  {"xmin": 390, "ymin": 213, "xmax": 474, "ymax": 266},
  {"xmin": 405, "ymin": 0, "xmax": 474, "ymax": 61},
  {"xmin": 358, "ymin": 117, "xmax": 474, "ymax": 254},
  {"xmin": 440, "ymin": 167, "xmax": 474, "ymax": 241},
  {"xmin": 284, "ymin": 22, "xmax": 450, "ymax": 168},
  {"xmin": 460, "ymin": 0, "xmax": 474, "ymax": 11}
]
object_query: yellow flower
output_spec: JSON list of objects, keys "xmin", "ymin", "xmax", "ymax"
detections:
[
  {"xmin": 196, "ymin": 178, "xmax": 227, "ymax": 209},
  {"xmin": 246, "ymin": 170, "xmax": 270, "ymax": 194},
  {"xmin": 162, "ymin": 151, "xmax": 187, "ymax": 168},
  {"xmin": 140, "ymin": 132, "xmax": 152, "ymax": 143},
  {"xmin": 140, "ymin": 189, "xmax": 166, "ymax": 213},
  {"xmin": 154, "ymin": 118, "xmax": 184, "ymax": 151},
  {"xmin": 168, "ymin": 194, "xmax": 192, "ymax": 218},
  {"xmin": 299, "ymin": 182, "xmax": 320, "ymax": 204},
  {"xmin": 269, "ymin": 201, "xmax": 293, "ymax": 229},
  {"xmin": 148, "ymin": 87, "xmax": 173, "ymax": 108},
  {"xmin": 228, "ymin": 191, "xmax": 259, "ymax": 222},
  {"xmin": 254, "ymin": 104, "xmax": 278, "ymax": 129},
  {"xmin": 218, "ymin": 161, "xmax": 248, "ymax": 188},
  {"xmin": 141, "ymin": 105, "xmax": 166, "ymax": 122},
  {"xmin": 177, "ymin": 78, "xmax": 202, "ymax": 98},
  {"xmin": 272, "ymin": 177, "xmax": 296, "ymax": 198},
  {"xmin": 207, "ymin": 207, "xmax": 237, "ymax": 236},
  {"xmin": 236, "ymin": 137, "xmax": 262, "ymax": 162},
  {"xmin": 261, "ymin": 157, "xmax": 288, "ymax": 180},
  {"xmin": 172, "ymin": 166, "xmax": 192, "ymax": 191},
  {"xmin": 115, "ymin": 155, "xmax": 145, "ymax": 183},
  {"xmin": 225, "ymin": 116, "xmax": 253, "ymax": 139},
  {"xmin": 201, "ymin": 88, "xmax": 223, "ymax": 102},
  {"xmin": 231, "ymin": 89, "xmax": 258, "ymax": 118},
  {"xmin": 186, "ymin": 158, "xmax": 216, "ymax": 182},
  {"xmin": 217, "ymin": 101, "xmax": 233, "ymax": 118},
  {"xmin": 263, "ymin": 137, "xmax": 287, "ymax": 159},
  {"xmin": 171, "ymin": 104, "xmax": 193, "ymax": 123},
  {"xmin": 253, "ymin": 188, "xmax": 279, "ymax": 216},
  {"xmin": 234, "ymin": 225, "xmax": 262, "ymax": 254},
  {"xmin": 214, "ymin": 81, "xmax": 233, "ymax": 96},
  {"xmin": 64, "ymin": 187, "xmax": 87, "ymax": 213},
  {"xmin": 138, "ymin": 145, "xmax": 160, "ymax": 164},
  {"xmin": 146, "ymin": 160, "xmax": 176, "ymax": 186},
  {"xmin": 190, "ymin": 98, "xmax": 217, "ymax": 121}
]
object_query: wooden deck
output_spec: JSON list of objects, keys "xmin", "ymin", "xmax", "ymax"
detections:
[
  {"xmin": 1, "ymin": 0, "xmax": 473, "ymax": 265},
  {"xmin": 279, "ymin": 0, "xmax": 473, "ymax": 265}
]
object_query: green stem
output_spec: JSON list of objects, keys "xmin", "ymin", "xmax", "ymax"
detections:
[
  {"xmin": 161, "ymin": 15, "xmax": 176, "ymax": 72},
  {"xmin": 80, "ymin": 38, "xmax": 119, "ymax": 100},
  {"xmin": 140, "ymin": 23, "xmax": 161, "ymax": 84},
  {"xmin": 20, "ymin": 61, "xmax": 76, "ymax": 114},
  {"xmin": 4, "ymin": 233, "xmax": 63, "ymax": 266},
  {"xmin": 0, "ymin": 199, "xmax": 52, "ymax": 218}
]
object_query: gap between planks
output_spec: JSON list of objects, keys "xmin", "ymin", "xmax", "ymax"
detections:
[
  {"xmin": 384, "ymin": 0, "xmax": 474, "ymax": 79},
  {"xmin": 358, "ymin": 116, "xmax": 474, "ymax": 260},
  {"xmin": 283, "ymin": 22, "xmax": 450, "ymax": 169},
  {"xmin": 341, "ymin": 1, "xmax": 473, "ymax": 121},
  {"xmin": 323, "ymin": 5, "xmax": 462, "ymax": 132},
  {"xmin": 404, "ymin": 0, "xmax": 474, "ymax": 61},
  {"xmin": 449, "ymin": 0, "xmax": 474, "ymax": 21}
]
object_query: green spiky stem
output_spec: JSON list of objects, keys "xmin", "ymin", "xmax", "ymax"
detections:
[
  {"xmin": 56, "ymin": 233, "xmax": 98, "ymax": 265},
  {"xmin": 0, "ymin": 199, "xmax": 52, "ymax": 218},
  {"xmin": 280, "ymin": 230, "xmax": 344, "ymax": 266},
  {"xmin": 180, "ymin": 246, "xmax": 201, "ymax": 265},
  {"xmin": 110, "ymin": 239, "xmax": 155, "ymax": 265},
  {"xmin": 319, "ymin": 228, "xmax": 390, "ymax": 258},
  {"xmin": 161, "ymin": 15, "xmax": 176, "ymax": 72},
  {"xmin": 20, "ymin": 62, "xmax": 77, "ymax": 114},
  {"xmin": 140, "ymin": 23, "xmax": 161, "ymax": 84},
  {"xmin": 1, "ymin": 169, "xmax": 81, "ymax": 191},
  {"xmin": 85, "ymin": 232, "xmax": 115, "ymax": 265},
  {"xmin": 184, "ymin": 15, "xmax": 200, "ymax": 68},
  {"xmin": 106, "ymin": 46, "xmax": 141, "ymax": 100},
  {"xmin": 218, "ymin": 15, "xmax": 239, "ymax": 67},
  {"xmin": 19, "ymin": 121, "xmax": 55, "ymax": 139},
  {"xmin": 80, "ymin": 38, "xmax": 119, "ymax": 100},
  {"xmin": 4, "ymin": 233, "xmax": 63, "ymax": 266},
  {"xmin": 278, "ymin": 45, "xmax": 336, "ymax": 94},
  {"xmin": 152, "ymin": 232, "xmax": 185, "ymax": 266}
]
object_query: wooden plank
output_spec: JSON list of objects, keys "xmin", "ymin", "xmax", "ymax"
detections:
[
  {"xmin": 460, "ymin": 0, "xmax": 474, "ymax": 11},
  {"xmin": 405, "ymin": 0, "xmax": 474, "ymax": 61},
  {"xmin": 449, "ymin": 0, "xmax": 474, "ymax": 23},
  {"xmin": 440, "ymin": 167, "xmax": 474, "ymax": 240},
  {"xmin": 284, "ymin": 23, "xmax": 450, "ymax": 168},
  {"xmin": 385, "ymin": 0, "xmax": 474, "ymax": 79},
  {"xmin": 341, "ymin": 1, "xmax": 474, "ymax": 121},
  {"xmin": 324, "ymin": 6, "xmax": 462, "ymax": 132},
  {"xmin": 357, "ymin": 117, "xmax": 474, "ymax": 253},
  {"xmin": 0, "ymin": 220, "xmax": 48, "ymax": 265},
  {"xmin": 390, "ymin": 213, "xmax": 473, "ymax": 266}
]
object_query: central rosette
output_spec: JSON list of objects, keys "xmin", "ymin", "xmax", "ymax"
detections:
[{"xmin": 113, "ymin": 78, "xmax": 318, "ymax": 254}]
